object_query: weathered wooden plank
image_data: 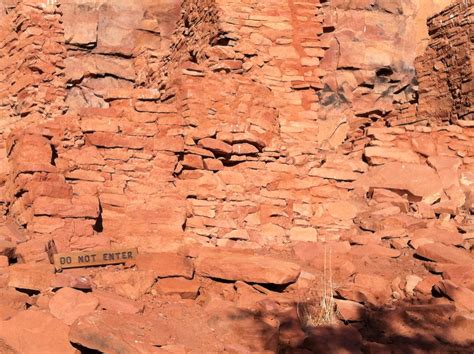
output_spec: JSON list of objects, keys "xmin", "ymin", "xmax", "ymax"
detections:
[{"xmin": 53, "ymin": 248, "xmax": 138, "ymax": 270}]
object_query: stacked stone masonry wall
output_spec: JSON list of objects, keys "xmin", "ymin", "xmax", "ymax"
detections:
[
  {"xmin": 416, "ymin": 0, "xmax": 473, "ymax": 125},
  {"xmin": 0, "ymin": 0, "xmax": 472, "ymax": 265},
  {"xmin": 0, "ymin": 1, "xmax": 473, "ymax": 352},
  {"xmin": 0, "ymin": 1, "xmax": 67, "ymax": 131}
]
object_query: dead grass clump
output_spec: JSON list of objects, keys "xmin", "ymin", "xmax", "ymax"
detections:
[{"xmin": 297, "ymin": 247, "xmax": 338, "ymax": 328}]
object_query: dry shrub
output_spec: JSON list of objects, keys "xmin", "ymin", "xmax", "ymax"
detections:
[{"xmin": 297, "ymin": 246, "xmax": 338, "ymax": 328}]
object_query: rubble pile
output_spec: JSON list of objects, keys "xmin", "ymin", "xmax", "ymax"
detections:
[{"xmin": 0, "ymin": 0, "xmax": 472, "ymax": 352}]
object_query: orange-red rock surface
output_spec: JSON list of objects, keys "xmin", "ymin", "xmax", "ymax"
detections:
[
  {"xmin": 0, "ymin": 0, "xmax": 472, "ymax": 352},
  {"xmin": 416, "ymin": 0, "xmax": 473, "ymax": 125}
]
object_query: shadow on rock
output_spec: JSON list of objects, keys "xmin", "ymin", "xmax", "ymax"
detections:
[{"xmin": 231, "ymin": 298, "xmax": 474, "ymax": 353}]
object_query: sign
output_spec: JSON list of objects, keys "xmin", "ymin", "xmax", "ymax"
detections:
[{"xmin": 53, "ymin": 248, "xmax": 138, "ymax": 270}]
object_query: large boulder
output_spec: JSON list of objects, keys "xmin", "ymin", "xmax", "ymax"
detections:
[
  {"xmin": 358, "ymin": 162, "xmax": 443, "ymax": 204},
  {"xmin": 415, "ymin": 243, "xmax": 473, "ymax": 265},
  {"xmin": 7, "ymin": 263, "xmax": 55, "ymax": 292},
  {"xmin": 195, "ymin": 251, "xmax": 301, "ymax": 285},
  {"xmin": 49, "ymin": 287, "xmax": 99, "ymax": 325},
  {"xmin": 69, "ymin": 311, "xmax": 174, "ymax": 353},
  {"xmin": 93, "ymin": 270, "xmax": 156, "ymax": 300},
  {"xmin": 0, "ymin": 288, "xmax": 29, "ymax": 321},
  {"xmin": 135, "ymin": 253, "xmax": 194, "ymax": 279},
  {"xmin": 0, "ymin": 310, "xmax": 76, "ymax": 354}
]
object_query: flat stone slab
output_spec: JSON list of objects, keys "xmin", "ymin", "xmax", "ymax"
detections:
[{"xmin": 195, "ymin": 251, "xmax": 301, "ymax": 285}]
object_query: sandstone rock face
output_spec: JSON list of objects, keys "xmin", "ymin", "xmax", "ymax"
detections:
[
  {"xmin": 0, "ymin": 0, "xmax": 470, "ymax": 256},
  {"xmin": 416, "ymin": 1, "xmax": 473, "ymax": 124},
  {"xmin": 0, "ymin": 0, "xmax": 472, "ymax": 352},
  {"xmin": 61, "ymin": 0, "xmax": 182, "ymax": 108},
  {"xmin": 317, "ymin": 0, "xmax": 451, "ymax": 129},
  {"xmin": 412, "ymin": 0, "xmax": 456, "ymax": 54}
]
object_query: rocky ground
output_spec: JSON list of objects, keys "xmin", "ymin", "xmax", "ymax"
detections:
[
  {"xmin": 0, "ymin": 0, "xmax": 472, "ymax": 353},
  {"xmin": 1, "ymin": 211, "xmax": 474, "ymax": 353}
]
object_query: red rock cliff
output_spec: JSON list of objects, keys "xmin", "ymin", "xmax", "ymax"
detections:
[
  {"xmin": 0, "ymin": 0, "xmax": 473, "ymax": 353},
  {"xmin": 0, "ymin": 0, "xmax": 471, "ymax": 259}
]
